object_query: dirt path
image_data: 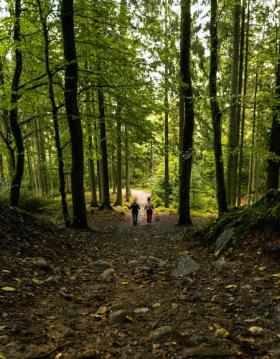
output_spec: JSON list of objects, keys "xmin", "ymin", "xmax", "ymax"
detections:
[{"xmin": 1, "ymin": 204, "xmax": 280, "ymax": 358}]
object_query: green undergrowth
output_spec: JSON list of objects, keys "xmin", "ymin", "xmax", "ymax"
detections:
[{"xmin": 195, "ymin": 189, "xmax": 280, "ymax": 243}]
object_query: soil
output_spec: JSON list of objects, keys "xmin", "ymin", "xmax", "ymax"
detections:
[{"xmin": 0, "ymin": 191, "xmax": 280, "ymax": 359}]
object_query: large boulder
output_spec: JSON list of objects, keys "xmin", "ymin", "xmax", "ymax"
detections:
[{"xmin": 171, "ymin": 256, "xmax": 200, "ymax": 277}]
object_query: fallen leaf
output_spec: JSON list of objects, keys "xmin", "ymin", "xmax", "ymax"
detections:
[
  {"xmin": 215, "ymin": 327, "xmax": 229, "ymax": 338},
  {"xmin": 126, "ymin": 315, "xmax": 134, "ymax": 322},
  {"xmin": 120, "ymin": 280, "xmax": 129, "ymax": 285},
  {"xmin": 0, "ymin": 326, "xmax": 6, "ymax": 331},
  {"xmin": 1, "ymin": 287, "xmax": 16, "ymax": 292},
  {"xmin": 152, "ymin": 303, "xmax": 161, "ymax": 309},
  {"xmin": 225, "ymin": 284, "xmax": 237, "ymax": 289}
]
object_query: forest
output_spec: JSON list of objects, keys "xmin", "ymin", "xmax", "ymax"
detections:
[
  {"xmin": 0, "ymin": 0, "xmax": 279, "ymax": 227},
  {"xmin": 0, "ymin": 0, "xmax": 280, "ymax": 358}
]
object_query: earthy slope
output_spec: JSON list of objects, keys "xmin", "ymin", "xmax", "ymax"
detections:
[{"xmin": 0, "ymin": 202, "xmax": 280, "ymax": 358}]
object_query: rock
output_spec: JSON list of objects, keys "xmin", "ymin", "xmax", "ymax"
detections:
[
  {"xmin": 109, "ymin": 310, "xmax": 130, "ymax": 324},
  {"xmin": 214, "ymin": 228, "xmax": 235, "ymax": 258},
  {"xmin": 213, "ymin": 256, "xmax": 231, "ymax": 272},
  {"xmin": 150, "ymin": 326, "xmax": 173, "ymax": 339},
  {"xmin": 134, "ymin": 266, "xmax": 152, "ymax": 274},
  {"xmin": 0, "ymin": 335, "xmax": 9, "ymax": 345},
  {"xmin": 150, "ymin": 326, "xmax": 187, "ymax": 345},
  {"xmin": 181, "ymin": 345, "xmax": 228, "ymax": 357},
  {"xmin": 171, "ymin": 256, "xmax": 200, "ymax": 277},
  {"xmin": 134, "ymin": 307, "xmax": 149, "ymax": 315},
  {"xmin": 100, "ymin": 268, "xmax": 116, "ymax": 282},
  {"xmin": 93, "ymin": 260, "xmax": 112, "ymax": 273},
  {"xmin": 31, "ymin": 257, "xmax": 52, "ymax": 271},
  {"xmin": 248, "ymin": 326, "xmax": 264, "ymax": 335}
]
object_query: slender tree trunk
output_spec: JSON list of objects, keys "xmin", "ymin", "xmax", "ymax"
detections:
[
  {"xmin": 94, "ymin": 119, "xmax": 102, "ymax": 203},
  {"xmin": 125, "ymin": 123, "xmax": 130, "ymax": 202},
  {"xmin": 178, "ymin": 0, "xmax": 194, "ymax": 225},
  {"xmin": 209, "ymin": 0, "xmax": 228, "ymax": 215},
  {"xmin": 267, "ymin": 25, "xmax": 280, "ymax": 189},
  {"xmin": 97, "ymin": 87, "xmax": 112, "ymax": 209},
  {"xmin": 10, "ymin": 0, "xmax": 24, "ymax": 207},
  {"xmin": 86, "ymin": 107, "xmax": 98, "ymax": 207},
  {"xmin": 227, "ymin": 0, "xmax": 241, "ymax": 207},
  {"xmin": 248, "ymin": 71, "xmax": 258, "ymax": 202},
  {"xmin": 115, "ymin": 103, "xmax": 122, "ymax": 205},
  {"xmin": 164, "ymin": 0, "xmax": 169, "ymax": 208},
  {"xmin": 61, "ymin": 0, "xmax": 87, "ymax": 227},
  {"xmin": 237, "ymin": 0, "xmax": 250, "ymax": 205}
]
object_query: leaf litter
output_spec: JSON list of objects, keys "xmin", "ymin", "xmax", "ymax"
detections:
[{"xmin": 0, "ymin": 202, "xmax": 280, "ymax": 358}]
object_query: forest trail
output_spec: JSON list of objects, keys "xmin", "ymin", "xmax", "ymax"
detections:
[{"xmin": 1, "ymin": 204, "xmax": 280, "ymax": 359}]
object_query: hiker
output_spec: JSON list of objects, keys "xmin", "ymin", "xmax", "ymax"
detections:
[
  {"xmin": 128, "ymin": 198, "xmax": 140, "ymax": 225},
  {"xmin": 144, "ymin": 197, "xmax": 154, "ymax": 224}
]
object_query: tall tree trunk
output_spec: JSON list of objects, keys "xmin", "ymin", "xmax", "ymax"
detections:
[
  {"xmin": 10, "ymin": 0, "xmax": 24, "ymax": 207},
  {"xmin": 227, "ymin": 0, "xmax": 241, "ymax": 207},
  {"xmin": 61, "ymin": 0, "xmax": 87, "ymax": 228},
  {"xmin": 115, "ymin": 103, "xmax": 122, "ymax": 205},
  {"xmin": 164, "ymin": 0, "xmax": 169, "ymax": 208},
  {"xmin": 267, "ymin": 25, "xmax": 280, "ymax": 189},
  {"xmin": 125, "ymin": 123, "xmax": 130, "ymax": 202},
  {"xmin": 86, "ymin": 103, "xmax": 98, "ymax": 207},
  {"xmin": 209, "ymin": 0, "xmax": 228, "ymax": 215},
  {"xmin": 237, "ymin": 0, "xmax": 250, "ymax": 205},
  {"xmin": 97, "ymin": 87, "xmax": 112, "ymax": 209},
  {"xmin": 248, "ymin": 71, "xmax": 258, "ymax": 202},
  {"xmin": 94, "ymin": 119, "xmax": 102, "ymax": 203},
  {"xmin": 178, "ymin": 0, "xmax": 194, "ymax": 225},
  {"xmin": 37, "ymin": 0, "xmax": 70, "ymax": 225}
]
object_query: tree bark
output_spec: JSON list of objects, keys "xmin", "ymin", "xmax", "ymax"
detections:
[
  {"xmin": 209, "ymin": 0, "xmax": 228, "ymax": 214},
  {"xmin": 10, "ymin": 0, "xmax": 24, "ymax": 207},
  {"xmin": 115, "ymin": 103, "xmax": 122, "ymax": 205},
  {"xmin": 164, "ymin": 0, "xmax": 169, "ymax": 208},
  {"xmin": 237, "ymin": 0, "xmax": 250, "ymax": 205},
  {"xmin": 125, "ymin": 123, "xmax": 130, "ymax": 202},
  {"xmin": 248, "ymin": 71, "xmax": 258, "ymax": 202},
  {"xmin": 97, "ymin": 87, "xmax": 112, "ymax": 210},
  {"xmin": 178, "ymin": 0, "xmax": 194, "ymax": 225},
  {"xmin": 227, "ymin": 1, "xmax": 241, "ymax": 207},
  {"xmin": 61, "ymin": 0, "xmax": 87, "ymax": 228},
  {"xmin": 267, "ymin": 30, "xmax": 280, "ymax": 189}
]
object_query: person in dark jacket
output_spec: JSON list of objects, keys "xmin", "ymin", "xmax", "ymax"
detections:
[{"xmin": 128, "ymin": 198, "xmax": 140, "ymax": 225}]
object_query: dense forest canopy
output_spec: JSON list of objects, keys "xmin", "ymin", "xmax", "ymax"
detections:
[{"xmin": 0, "ymin": 0, "xmax": 279, "ymax": 227}]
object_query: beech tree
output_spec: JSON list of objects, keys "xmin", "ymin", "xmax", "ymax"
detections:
[
  {"xmin": 61, "ymin": 0, "xmax": 87, "ymax": 228},
  {"xmin": 178, "ymin": 0, "xmax": 194, "ymax": 225}
]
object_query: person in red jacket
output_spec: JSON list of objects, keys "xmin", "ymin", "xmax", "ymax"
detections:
[{"xmin": 144, "ymin": 197, "xmax": 154, "ymax": 224}]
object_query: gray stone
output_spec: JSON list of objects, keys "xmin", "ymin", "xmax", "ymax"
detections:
[
  {"xmin": 93, "ymin": 259, "xmax": 112, "ymax": 272},
  {"xmin": 171, "ymin": 256, "xmax": 200, "ymax": 277},
  {"xmin": 31, "ymin": 257, "xmax": 52, "ymax": 271},
  {"xmin": 134, "ymin": 307, "xmax": 149, "ymax": 315},
  {"xmin": 215, "ymin": 228, "xmax": 235, "ymax": 258},
  {"xmin": 212, "ymin": 256, "xmax": 231, "ymax": 272},
  {"xmin": 109, "ymin": 310, "xmax": 130, "ymax": 324},
  {"xmin": 100, "ymin": 268, "xmax": 116, "ymax": 282},
  {"xmin": 150, "ymin": 326, "xmax": 173, "ymax": 339}
]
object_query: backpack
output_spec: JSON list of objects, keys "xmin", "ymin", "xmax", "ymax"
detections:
[{"xmin": 146, "ymin": 203, "xmax": 153, "ymax": 211}]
